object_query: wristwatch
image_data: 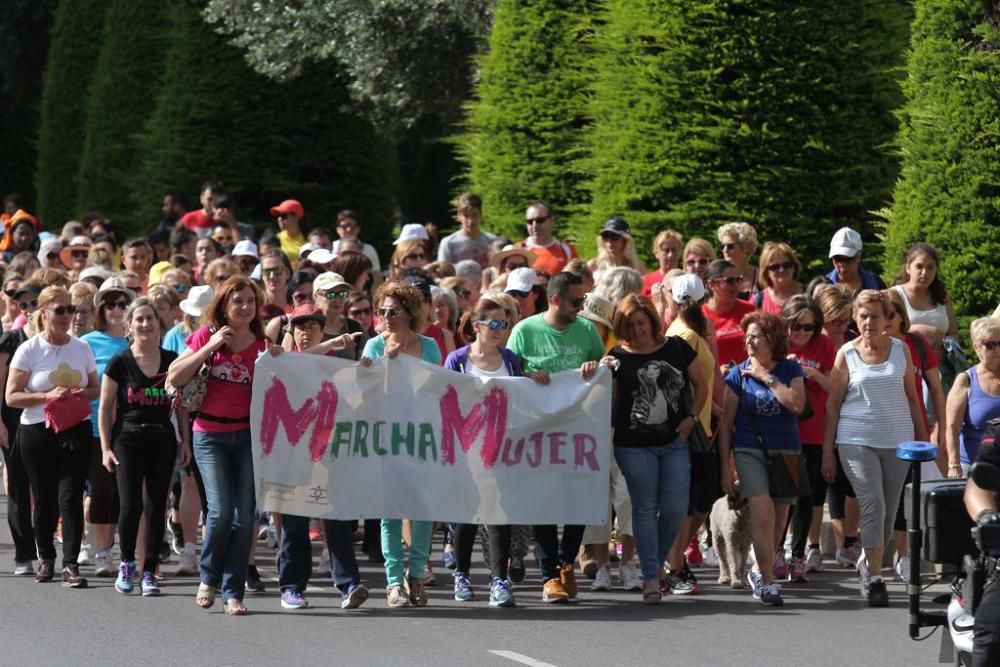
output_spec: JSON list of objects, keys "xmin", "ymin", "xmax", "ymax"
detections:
[{"xmin": 764, "ymin": 375, "xmax": 776, "ymax": 388}]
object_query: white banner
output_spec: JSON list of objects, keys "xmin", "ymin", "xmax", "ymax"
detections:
[{"xmin": 250, "ymin": 352, "xmax": 612, "ymax": 524}]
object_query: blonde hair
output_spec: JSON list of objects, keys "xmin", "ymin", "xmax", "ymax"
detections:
[
  {"xmin": 853, "ymin": 289, "xmax": 889, "ymax": 318},
  {"xmin": 124, "ymin": 297, "xmax": 168, "ymax": 342},
  {"xmin": 86, "ymin": 246, "xmax": 114, "ymax": 270},
  {"xmin": 683, "ymin": 237, "xmax": 716, "ymax": 263},
  {"xmin": 652, "ymin": 229, "xmax": 683, "ymax": 255},
  {"xmin": 69, "ymin": 281, "xmax": 97, "ymax": 307},
  {"xmin": 593, "ymin": 235, "xmax": 644, "ymax": 274},
  {"xmin": 32, "ymin": 286, "xmax": 71, "ymax": 332},
  {"xmin": 32, "ymin": 268, "xmax": 71, "ymax": 289},
  {"xmin": 147, "ymin": 283, "xmax": 181, "ymax": 310},
  {"xmin": 971, "ymin": 317, "xmax": 1000, "ymax": 346},
  {"xmin": 758, "ymin": 241, "xmax": 803, "ymax": 288},
  {"xmin": 717, "ymin": 222, "xmax": 758, "ymax": 256}
]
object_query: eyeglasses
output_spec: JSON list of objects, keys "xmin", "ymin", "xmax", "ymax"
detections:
[
  {"xmin": 104, "ymin": 299, "xmax": 129, "ymax": 311},
  {"xmin": 722, "ymin": 275, "xmax": 743, "ymax": 286},
  {"xmin": 721, "ymin": 243, "xmax": 738, "ymax": 252},
  {"xmin": 477, "ymin": 319, "xmax": 509, "ymax": 331},
  {"xmin": 48, "ymin": 304, "xmax": 78, "ymax": 316},
  {"xmin": 263, "ymin": 267, "xmax": 285, "ymax": 278},
  {"xmin": 507, "ymin": 290, "xmax": 530, "ymax": 299},
  {"xmin": 405, "ymin": 253, "xmax": 427, "ymax": 262},
  {"xmin": 767, "ymin": 261, "xmax": 794, "ymax": 273},
  {"xmin": 832, "ymin": 255, "xmax": 857, "ymax": 264},
  {"xmin": 379, "ymin": 306, "xmax": 402, "ymax": 319},
  {"xmin": 349, "ymin": 306, "xmax": 372, "ymax": 318},
  {"xmin": 791, "ymin": 323, "xmax": 817, "ymax": 333},
  {"xmin": 213, "ymin": 236, "xmax": 233, "ymax": 244},
  {"xmin": 686, "ymin": 258, "xmax": 709, "ymax": 267},
  {"xmin": 325, "ymin": 289, "xmax": 351, "ymax": 300},
  {"xmin": 982, "ymin": 340, "xmax": 1000, "ymax": 351},
  {"xmin": 526, "ymin": 216, "xmax": 550, "ymax": 225},
  {"xmin": 18, "ymin": 300, "xmax": 37, "ymax": 310},
  {"xmin": 292, "ymin": 292, "xmax": 312, "ymax": 304}
]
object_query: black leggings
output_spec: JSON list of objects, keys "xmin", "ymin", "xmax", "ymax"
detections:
[
  {"xmin": 454, "ymin": 523, "xmax": 513, "ymax": 580},
  {"xmin": 114, "ymin": 430, "xmax": 177, "ymax": 573},
  {"xmin": 791, "ymin": 446, "xmax": 856, "ymax": 558},
  {"xmin": 18, "ymin": 420, "xmax": 92, "ymax": 566},
  {"xmin": 1, "ymin": 430, "xmax": 35, "ymax": 562},
  {"xmin": 89, "ymin": 436, "xmax": 120, "ymax": 524}
]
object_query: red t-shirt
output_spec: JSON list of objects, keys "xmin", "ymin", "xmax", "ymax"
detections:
[
  {"xmin": 642, "ymin": 269, "xmax": 664, "ymax": 296},
  {"xmin": 788, "ymin": 334, "xmax": 836, "ymax": 445},
  {"xmin": 423, "ymin": 323, "xmax": 448, "ymax": 365},
  {"xmin": 703, "ymin": 299, "xmax": 756, "ymax": 368},
  {"xmin": 186, "ymin": 326, "xmax": 267, "ymax": 432},
  {"xmin": 904, "ymin": 332, "xmax": 937, "ymax": 433},
  {"xmin": 519, "ymin": 238, "xmax": 578, "ymax": 276}
]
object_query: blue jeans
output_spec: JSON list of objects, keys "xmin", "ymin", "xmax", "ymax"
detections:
[
  {"xmin": 279, "ymin": 515, "xmax": 361, "ymax": 594},
  {"xmin": 615, "ymin": 439, "xmax": 691, "ymax": 582},
  {"xmin": 194, "ymin": 429, "xmax": 255, "ymax": 603}
]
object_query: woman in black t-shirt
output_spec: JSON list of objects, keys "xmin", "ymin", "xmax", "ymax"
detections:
[
  {"xmin": 604, "ymin": 294, "xmax": 708, "ymax": 604},
  {"xmin": 98, "ymin": 297, "xmax": 190, "ymax": 596}
]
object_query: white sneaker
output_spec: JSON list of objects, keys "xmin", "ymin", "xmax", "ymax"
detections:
[
  {"xmin": 77, "ymin": 545, "xmax": 92, "ymax": 566},
  {"xmin": 805, "ymin": 547, "xmax": 824, "ymax": 573},
  {"xmin": 702, "ymin": 546, "xmax": 719, "ymax": 568},
  {"xmin": 591, "ymin": 564, "xmax": 612, "ymax": 591},
  {"xmin": 176, "ymin": 545, "xmax": 198, "ymax": 576},
  {"xmin": 857, "ymin": 553, "xmax": 871, "ymax": 598},
  {"xmin": 14, "ymin": 561, "xmax": 34, "ymax": 576},
  {"xmin": 895, "ymin": 555, "xmax": 911, "ymax": 582},
  {"xmin": 620, "ymin": 560, "xmax": 642, "ymax": 591},
  {"xmin": 94, "ymin": 550, "xmax": 115, "ymax": 577},
  {"xmin": 836, "ymin": 544, "xmax": 861, "ymax": 568}
]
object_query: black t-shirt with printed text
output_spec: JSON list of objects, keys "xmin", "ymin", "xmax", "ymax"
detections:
[
  {"xmin": 610, "ymin": 337, "xmax": 696, "ymax": 448},
  {"xmin": 104, "ymin": 347, "xmax": 177, "ymax": 434}
]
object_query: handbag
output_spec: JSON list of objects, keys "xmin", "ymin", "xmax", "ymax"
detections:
[
  {"xmin": 165, "ymin": 327, "xmax": 215, "ymax": 412},
  {"xmin": 43, "ymin": 393, "xmax": 92, "ymax": 434},
  {"xmin": 681, "ymin": 381, "xmax": 714, "ymax": 454}
]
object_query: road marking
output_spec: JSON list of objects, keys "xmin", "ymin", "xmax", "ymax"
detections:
[{"xmin": 488, "ymin": 650, "xmax": 557, "ymax": 667}]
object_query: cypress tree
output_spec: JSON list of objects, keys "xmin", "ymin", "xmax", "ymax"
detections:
[
  {"xmin": 75, "ymin": 0, "xmax": 170, "ymax": 226},
  {"xmin": 883, "ymin": 0, "xmax": 1000, "ymax": 317},
  {"xmin": 585, "ymin": 0, "xmax": 909, "ymax": 266},
  {"xmin": 131, "ymin": 0, "xmax": 394, "ymax": 244},
  {"xmin": 455, "ymin": 0, "xmax": 595, "ymax": 242},
  {"xmin": 35, "ymin": 0, "xmax": 108, "ymax": 226}
]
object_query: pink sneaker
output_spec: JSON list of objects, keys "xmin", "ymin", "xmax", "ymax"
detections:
[
  {"xmin": 772, "ymin": 548, "xmax": 789, "ymax": 580},
  {"xmin": 788, "ymin": 556, "xmax": 809, "ymax": 583},
  {"xmin": 684, "ymin": 538, "xmax": 704, "ymax": 568}
]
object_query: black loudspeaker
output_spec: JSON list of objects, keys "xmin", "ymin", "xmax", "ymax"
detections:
[{"xmin": 904, "ymin": 479, "xmax": 976, "ymax": 565}]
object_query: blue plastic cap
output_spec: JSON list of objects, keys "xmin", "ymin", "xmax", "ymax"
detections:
[{"xmin": 896, "ymin": 440, "xmax": 937, "ymax": 462}]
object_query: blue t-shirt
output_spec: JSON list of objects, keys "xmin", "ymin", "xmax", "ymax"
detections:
[
  {"xmin": 162, "ymin": 323, "xmax": 188, "ymax": 355},
  {"xmin": 361, "ymin": 334, "xmax": 442, "ymax": 366},
  {"xmin": 724, "ymin": 358, "xmax": 804, "ymax": 453},
  {"xmin": 82, "ymin": 330, "xmax": 129, "ymax": 437}
]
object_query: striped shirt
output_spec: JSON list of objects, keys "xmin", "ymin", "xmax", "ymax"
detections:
[{"xmin": 836, "ymin": 337, "xmax": 914, "ymax": 449}]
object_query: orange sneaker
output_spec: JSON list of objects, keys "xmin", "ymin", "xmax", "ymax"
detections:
[{"xmin": 542, "ymin": 578, "xmax": 569, "ymax": 603}]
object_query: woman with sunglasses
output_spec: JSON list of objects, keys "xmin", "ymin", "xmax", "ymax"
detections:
[
  {"xmin": 783, "ymin": 295, "xmax": 836, "ymax": 581},
  {"xmin": 81, "ymin": 277, "xmax": 136, "ymax": 578},
  {"xmin": 642, "ymin": 230, "xmax": 683, "ymax": 297},
  {"xmin": 946, "ymin": 317, "xmax": 1000, "ymax": 477},
  {"xmin": 37, "ymin": 238, "xmax": 63, "ymax": 272},
  {"xmin": 359, "ymin": 282, "xmax": 442, "ymax": 608},
  {"xmin": 755, "ymin": 242, "xmax": 803, "ymax": 315},
  {"xmin": 717, "ymin": 222, "xmax": 759, "ymax": 301},
  {"xmin": 69, "ymin": 282, "xmax": 96, "ymax": 337},
  {"xmin": 279, "ymin": 272, "xmax": 366, "ymax": 355},
  {"xmin": 265, "ymin": 271, "xmax": 316, "ymax": 345},
  {"xmin": 587, "ymin": 218, "xmax": 644, "ymax": 281},
  {"xmin": 346, "ymin": 290, "xmax": 376, "ymax": 337},
  {"xmin": 7, "ymin": 286, "xmax": 100, "ymax": 587},
  {"xmin": 702, "ymin": 260, "xmax": 756, "ymax": 375},
  {"xmin": 682, "ymin": 238, "xmax": 716, "ymax": 282},
  {"xmin": 388, "ymin": 239, "xmax": 429, "ymax": 282},
  {"xmin": 259, "ymin": 249, "xmax": 292, "ymax": 312},
  {"xmin": 202, "ymin": 257, "xmax": 240, "ymax": 292}
]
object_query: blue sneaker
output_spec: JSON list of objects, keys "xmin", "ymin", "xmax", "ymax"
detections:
[
  {"xmin": 340, "ymin": 583, "xmax": 369, "ymax": 610},
  {"xmin": 140, "ymin": 571, "xmax": 160, "ymax": 597},
  {"xmin": 453, "ymin": 572, "xmax": 475, "ymax": 602},
  {"xmin": 747, "ymin": 568, "xmax": 763, "ymax": 600},
  {"xmin": 280, "ymin": 589, "xmax": 309, "ymax": 609},
  {"xmin": 489, "ymin": 578, "xmax": 516, "ymax": 608},
  {"xmin": 760, "ymin": 582, "xmax": 784, "ymax": 606},
  {"xmin": 114, "ymin": 562, "xmax": 135, "ymax": 594},
  {"xmin": 443, "ymin": 549, "xmax": 457, "ymax": 570}
]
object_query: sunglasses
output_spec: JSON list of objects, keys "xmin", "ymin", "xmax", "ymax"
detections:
[
  {"xmin": 526, "ymin": 216, "xmax": 550, "ymax": 225},
  {"xmin": 49, "ymin": 304, "xmax": 78, "ymax": 316},
  {"xmin": 686, "ymin": 258, "xmax": 709, "ymax": 267},
  {"xmin": 832, "ymin": 255, "xmax": 857, "ymax": 264},
  {"xmin": 722, "ymin": 275, "xmax": 743, "ymax": 286},
  {"xmin": 600, "ymin": 232, "xmax": 623, "ymax": 242},
  {"xmin": 721, "ymin": 243, "xmax": 738, "ymax": 252},
  {"xmin": 791, "ymin": 323, "xmax": 817, "ymax": 333},
  {"xmin": 46, "ymin": 252, "xmax": 59, "ymax": 261},
  {"xmin": 768, "ymin": 261, "xmax": 794, "ymax": 273},
  {"xmin": 104, "ymin": 299, "xmax": 129, "ymax": 311},
  {"xmin": 405, "ymin": 253, "xmax": 427, "ymax": 262},
  {"xmin": 507, "ymin": 290, "xmax": 530, "ymax": 299},
  {"xmin": 325, "ymin": 289, "xmax": 351, "ymax": 300},
  {"xmin": 379, "ymin": 306, "xmax": 402, "ymax": 319},
  {"xmin": 70, "ymin": 250, "xmax": 88, "ymax": 259},
  {"xmin": 349, "ymin": 307, "xmax": 372, "ymax": 318},
  {"xmin": 18, "ymin": 299, "xmax": 37, "ymax": 310},
  {"xmin": 568, "ymin": 297, "xmax": 585, "ymax": 308},
  {"xmin": 213, "ymin": 236, "xmax": 233, "ymax": 244},
  {"xmin": 172, "ymin": 284, "xmax": 188, "ymax": 294},
  {"xmin": 477, "ymin": 319, "xmax": 509, "ymax": 331},
  {"xmin": 263, "ymin": 267, "xmax": 285, "ymax": 278},
  {"xmin": 982, "ymin": 341, "xmax": 1000, "ymax": 351}
]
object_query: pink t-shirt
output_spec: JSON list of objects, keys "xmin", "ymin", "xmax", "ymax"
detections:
[{"xmin": 185, "ymin": 326, "xmax": 267, "ymax": 432}]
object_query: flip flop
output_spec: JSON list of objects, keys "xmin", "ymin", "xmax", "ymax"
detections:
[{"xmin": 196, "ymin": 582, "xmax": 215, "ymax": 609}]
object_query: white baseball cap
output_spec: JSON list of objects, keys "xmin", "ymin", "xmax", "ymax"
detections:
[
  {"xmin": 393, "ymin": 223, "xmax": 430, "ymax": 245},
  {"xmin": 671, "ymin": 273, "xmax": 707, "ymax": 304},
  {"xmin": 232, "ymin": 239, "xmax": 258, "ymax": 258},
  {"xmin": 307, "ymin": 248, "xmax": 336, "ymax": 265},
  {"xmin": 829, "ymin": 227, "xmax": 863, "ymax": 259},
  {"xmin": 504, "ymin": 267, "xmax": 540, "ymax": 294},
  {"xmin": 179, "ymin": 285, "xmax": 215, "ymax": 318}
]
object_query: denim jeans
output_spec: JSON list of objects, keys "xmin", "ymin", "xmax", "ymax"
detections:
[
  {"xmin": 279, "ymin": 515, "xmax": 361, "ymax": 594},
  {"xmin": 381, "ymin": 519, "xmax": 432, "ymax": 588},
  {"xmin": 194, "ymin": 429, "xmax": 255, "ymax": 603},
  {"xmin": 615, "ymin": 439, "xmax": 691, "ymax": 582}
]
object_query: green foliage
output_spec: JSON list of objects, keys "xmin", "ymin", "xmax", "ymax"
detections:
[
  {"xmin": 75, "ymin": 0, "xmax": 170, "ymax": 226},
  {"xmin": 455, "ymin": 0, "xmax": 596, "ymax": 242},
  {"xmin": 131, "ymin": 0, "xmax": 395, "ymax": 248},
  {"xmin": 583, "ymin": 0, "xmax": 909, "ymax": 266},
  {"xmin": 883, "ymin": 0, "xmax": 1000, "ymax": 317},
  {"xmin": 35, "ymin": 0, "xmax": 108, "ymax": 226}
]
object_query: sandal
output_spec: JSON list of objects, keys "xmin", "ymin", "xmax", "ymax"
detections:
[
  {"xmin": 642, "ymin": 589, "xmax": 662, "ymax": 605},
  {"xmin": 224, "ymin": 599, "xmax": 248, "ymax": 616},
  {"xmin": 196, "ymin": 583, "xmax": 215, "ymax": 609}
]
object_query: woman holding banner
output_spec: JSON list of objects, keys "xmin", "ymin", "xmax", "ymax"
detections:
[
  {"xmin": 360, "ymin": 282, "xmax": 442, "ymax": 608},
  {"xmin": 167, "ymin": 276, "xmax": 281, "ymax": 616}
]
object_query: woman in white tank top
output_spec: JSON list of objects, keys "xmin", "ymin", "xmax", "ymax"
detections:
[
  {"xmin": 823, "ymin": 290, "xmax": 928, "ymax": 607},
  {"xmin": 890, "ymin": 243, "xmax": 958, "ymax": 361}
]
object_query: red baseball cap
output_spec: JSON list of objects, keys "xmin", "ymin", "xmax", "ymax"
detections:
[
  {"xmin": 289, "ymin": 303, "xmax": 325, "ymax": 327},
  {"xmin": 270, "ymin": 199, "xmax": 304, "ymax": 219}
]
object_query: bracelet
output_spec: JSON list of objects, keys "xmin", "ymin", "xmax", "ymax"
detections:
[{"xmin": 949, "ymin": 463, "xmax": 962, "ymax": 469}]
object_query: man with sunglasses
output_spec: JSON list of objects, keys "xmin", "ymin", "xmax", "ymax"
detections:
[
  {"xmin": 278, "ymin": 273, "xmax": 367, "ymax": 356},
  {"xmin": 437, "ymin": 192, "xmax": 495, "ymax": 267},
  {"xmin": 825, "ymin": 227, "xmax": 885, "ymax": 295},
  {"xmin": 506, "ymin": 271, "xmax": 605, "ymax": 603},
  {"xmin": 516, "ymin": 200, "xmax": 577, "ymax": 275},
  {"xmin": 270, "ymin": 199, "xmax": 308, "ymax": 269}
]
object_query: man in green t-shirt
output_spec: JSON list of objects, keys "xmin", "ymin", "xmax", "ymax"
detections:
[{"xmin": 507, "ymin": 271, "xmax": 603, "ymax": 603}]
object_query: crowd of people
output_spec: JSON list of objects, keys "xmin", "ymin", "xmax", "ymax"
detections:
[{"xmin": 0, "ymin": 186, "xmax": 993, "ymax": 615}]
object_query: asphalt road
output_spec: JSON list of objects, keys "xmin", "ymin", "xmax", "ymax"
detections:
[{"xmin": 0, "ymin": 505, "xmax": 949, "ymax": 667}]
